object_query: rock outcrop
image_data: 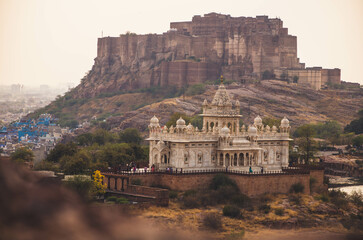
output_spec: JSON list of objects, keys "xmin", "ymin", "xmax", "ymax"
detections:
[{"xmin": 73, "ymin": 13, "xmax": 308, "ymax": 98}]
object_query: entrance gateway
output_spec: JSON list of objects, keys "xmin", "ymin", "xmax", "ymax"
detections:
[{"xmin": 146, "ymin": 78, "xmax": 292, "ymax": 171}]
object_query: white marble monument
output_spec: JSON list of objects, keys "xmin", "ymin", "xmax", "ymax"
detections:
[{"xmin": 147, "ymin": 78, "xmax": 292, "ymax": 171}]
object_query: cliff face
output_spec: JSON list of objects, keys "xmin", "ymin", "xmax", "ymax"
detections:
[{"xmin": 74, "ymin": 13, "xmax": 304, "ymax": 98}]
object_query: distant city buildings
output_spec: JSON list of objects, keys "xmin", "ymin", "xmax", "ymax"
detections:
[{"xmin": 0, "ymin": 114, "xmax": 73, "ymax": 164}]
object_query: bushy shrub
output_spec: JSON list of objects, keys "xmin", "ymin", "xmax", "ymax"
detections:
[
  {"xmin": 169, "ymin": 190, "xmax": 178, "ymax": 199},
  {"xmin": 231, "ymin": 193, "xmax": 251, "ymax": 208},
  {"xmin": 290, "ymin": 182, "xmax": 305, "ymax": 193},
  {"xmin": 223, "ymin": 205, "xmax": 241, "ymax": 218},
  {"xmin": 202, "ymin": 212, "xmax": 222, "ymax": 230},
  {"xmin": 106, "ymin": 196, "xmax": 117, "ymax": 202},
  {"xmin": 182, "ymin": 195, "xmax": 200, "ymax": 208},
  {"xmin": 183, "ymin": 189, "xmax": 197, "ymax": 197},
  {"xmin": 275, "ymin": 208, "xmax": 284, "ymax": 216},
  {"xmin": 329, "ymin": 189, "xmax": 349, "ymax": 209},
  {"xmin": 210, "ymin": 174, "xmax": 238, "ymax": 191},
  {"xmin": 316, "ymin": 193, "xmax": 329, "ymax": 202},
  {"xmin": 349, "ymin": 191, "xmax": 363, "ymax": 206},
  {"xmin": 115, "ymin": 197, "xmax": 129, "ymax": 204},
  {"xmin": 33, "ymin": 161, "xmax": 60, "ymax": 172},
  {"xmin": 213, "ymin": 185, "xmax": 239, "ymax": 204},
  {"xmin": 185, "ymin": 84, "xmax": 206, "ymax": 96},
  {"xmin": 259, "ymin": 193, "xmax": 273, "ymax": 203},
  {"xmin": 289, "ymin": 194, "xmax": 302, "ymax": 205},
  {"xmin": 258, "ymin": 204, "xmax": 271, "ymax": 214},
  {"xmin": 63, "ymin": 176, "xmax": 93, "ymax": 200}
]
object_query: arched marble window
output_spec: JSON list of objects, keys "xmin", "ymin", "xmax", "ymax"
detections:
[
  {"xmin": 239, "ymin": 153, "xmax": 244, "ymax": 166},
  {"xmin": 264, "ymin": 150, "xmax": 268, "ymax": 162},
  {"xmin": 219, "ymin": 153, "xmax": 224, "ymax": 166},
  {"xmin": 184, "ymin": 152, "xmax": 189, "ymax": 164},
  {"xmin": 197, "ymin": 152, "xmax": 203, "ymax": 163},
  {"xmin": 225, "ymin": 153, "xmax": 230, "ymax": 166},
  {"xmin": 210, "ymin": 122, "xmax": 215, "ymax": 131},
  {"xmin": 276, "ymin": 151, "xmax": 281, "ymax": 161}
]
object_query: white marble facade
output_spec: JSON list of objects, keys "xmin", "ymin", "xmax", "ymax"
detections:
[{"xmin": 147, "ymin": 81, "xmax": 292, "ymax": 171}]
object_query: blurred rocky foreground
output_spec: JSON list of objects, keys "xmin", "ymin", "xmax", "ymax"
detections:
[
  {"xmin": 0, "ymin": 160, "xmax": 202, "ymax": 240},
  {"xmin": 0, "ymin": 159, "xmax": 362, "ymax": 240}
]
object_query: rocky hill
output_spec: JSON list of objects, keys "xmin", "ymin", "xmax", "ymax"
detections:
[
  {"xmin": 108, "ymin": 81, "xmax": 363, "ymax": 131},
  {"xmin": 34, "ymin": 80, "xmax": 363, "ymax": 133}
]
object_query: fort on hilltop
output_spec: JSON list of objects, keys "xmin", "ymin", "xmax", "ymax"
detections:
[{"xmin": 80, "ymin": 13, "xmax": 341, "ymax": 98}]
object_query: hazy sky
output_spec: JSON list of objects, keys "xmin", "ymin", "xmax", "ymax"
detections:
[{"xmin": 0, "ymin": 0, "xmax": 362, "ymax": 87}]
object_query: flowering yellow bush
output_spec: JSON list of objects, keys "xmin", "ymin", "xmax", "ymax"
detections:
[{"xmin": 92, "ymin": 170, "xmax": 106, "ymax": 196}]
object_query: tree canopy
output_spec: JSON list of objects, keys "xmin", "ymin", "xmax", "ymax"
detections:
[
  {"xmin": 165, "ymin": 112, "xmax": 203, "ymax": 129},
  {"xmin": 262, "ymin": 117, "xmax": 280, "ymax": 128},
  {"xmin": 11, "ymin": 147, "xmax": 34, "ymax": 163},
  {"xmin": 44, "ymin": 128, "xmax": 148, "ymax": 174},
  {"xmin": 344, "ymin": 109, "xmax": 363, "ymax": 134},
  {"xmin": 294, "ymin": 124, "xmax": 318, "ymax": 163}
]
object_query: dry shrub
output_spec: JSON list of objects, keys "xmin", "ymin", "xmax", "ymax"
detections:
[
  {"xmin": 202, "ymin": 212, "xmax": 222, "ymax": 230},
  {"xmin": 223, "ymin": 205, "xmax": 241, "ymax": 218}
]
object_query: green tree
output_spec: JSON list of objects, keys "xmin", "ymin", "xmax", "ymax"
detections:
[
  {"xmin": 295, "ymin": 124, "xmax": 318, "ymax": 163},
  {"xmin": 96, "ymin": 143, "xmax": 135, "ymax": 167},
  {"xmin": 11, "ymin": 147, "xmax": 34, "ymax": 163},
  {"xmin": 344, "ymin": 111, "xmax": 363, "ymax": 134},
  {"xmin": 76, "ymin": 133, "xmax": 94, "ymax": 146},
  {"xmin": 93, "ymin": 129, "xmax": 116, "ymax": 145},
  {"xmin": 165, "ymin": 112, "xmax": 191, "ymax": 128},
  {"xmin": 190, "ymin": 115, "xmax": 203, "ymax": 129},
  {"xmin": 63, "ymin": 176, "xmax": 93, "ymax": 200},
  {"xmin": 46, "ymin": 142, "xmax": 78, "ymax": 163},
  {"xmin": 119, "ymin": 128, "xmax": 143, "ymax": 144},
  {"xmin": 314, "ymin": 121, "xmax": 342, "ymax": 140},
  {"xmin": 352, "ymin": 135, "xmax": 363, "ymax": 148},
  {"xmin": 60, "ymin": 150, "xmax": 91, "ymax": 174},
  {"xmin": 185, "ymin": 84, "xmax": 206, "ymax": 96},
  {"xmin": 262, "ymin": 117, "xmax": 280, "ymax": 128}
]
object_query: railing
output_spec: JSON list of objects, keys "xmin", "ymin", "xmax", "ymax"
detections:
[{"xmin": 102, "ymin": 167, "xmax": 310, "ymax": 176}]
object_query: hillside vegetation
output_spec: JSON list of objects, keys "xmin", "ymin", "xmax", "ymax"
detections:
[{"xmin": 30, "ymin": 80, "xmax": 363, "ymax": 132}]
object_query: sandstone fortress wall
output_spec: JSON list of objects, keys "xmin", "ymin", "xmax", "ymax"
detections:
[{"xmin": 76, "ymin": 13, "xmax": 341, "ymax": 97}]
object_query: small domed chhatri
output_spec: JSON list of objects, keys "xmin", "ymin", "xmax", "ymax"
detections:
[
  {"xmin": 254, "ymin": 115, "xmax": 263, "ymax": 126},
  {"xmin": 176, "ymin": 117, "xmax": 186, "ymax": 127},
  {"xmin": 248, "ymin": 125, "xmax": 257, "ymax": 135},
  {"xmin": 147, "ymin": 80, "xmax": 292, "ymax": 171},
  {"xmin": 281, "ymin": 116, "xmax": 289, "ymax": 127},
  {"xmin": 150, "ymin": 115, "xmax": 159, "ymax": 124},
  {"xmin": 220, "ymin": 125, "xmax": 230, "ymax": 135}
]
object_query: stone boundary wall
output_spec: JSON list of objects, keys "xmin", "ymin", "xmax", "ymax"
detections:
[
  {"xmin": 110, "ymin": 172, "xmax": 321, "ymax": 197},
  {"xmin": 126, "ymin": 185, "xmax": 169, "ymax": 206},
  {"xmin": 103, "ymin": 169, "xmax": 325, "ymax": 197}
]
